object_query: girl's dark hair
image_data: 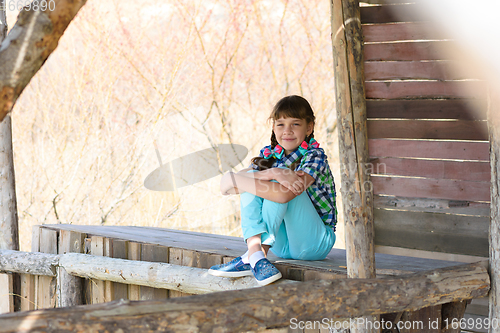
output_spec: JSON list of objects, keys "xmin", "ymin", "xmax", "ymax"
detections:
[{"xmin": 251, "ymin": 95, "xmax": 316, "ymax": 170}]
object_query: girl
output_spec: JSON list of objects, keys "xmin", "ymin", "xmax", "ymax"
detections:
[{"xmin": 209, "ymin": 95, "xmax": 337, "ymax": 286}]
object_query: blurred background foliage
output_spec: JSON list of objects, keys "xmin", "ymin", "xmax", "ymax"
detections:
[{"xmin": 7, "ymin": 0, "xmax": 343, "ymax": 250}]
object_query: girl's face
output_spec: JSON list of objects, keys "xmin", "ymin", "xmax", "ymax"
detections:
[{"xmin": 273, "ymin": 117, "xmax": 313, "ymax": 156}]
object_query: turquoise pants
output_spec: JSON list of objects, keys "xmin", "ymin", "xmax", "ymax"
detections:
[{"xmin": 240, "ymin": 174, "xmax": 335, "ymax": 260}]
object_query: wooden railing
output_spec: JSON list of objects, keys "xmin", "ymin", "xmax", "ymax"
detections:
[{"xmin": 0, "ymin": 251, "xmax": 490, "ymax": 332}]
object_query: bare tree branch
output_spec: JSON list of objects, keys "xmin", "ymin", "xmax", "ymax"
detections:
[{"xmin": 0, "ymin": 0, "xmax": 87, "ymax": 121}]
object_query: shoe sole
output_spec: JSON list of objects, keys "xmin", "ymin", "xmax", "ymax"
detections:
[
  {"xmin": 208, "ymin": 269, "xmax": 253, "ymax": 278},
  {"xmin": 256, "ymin": 271, "xmax": 283, "ymax": 286}
]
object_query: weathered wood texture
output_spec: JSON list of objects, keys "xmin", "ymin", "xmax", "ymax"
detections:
[
  {"xmin": 331, "ymin": 0, "xmax": 375, "ymax": 283},
  {"xmin": 0, "ymin": 262, "xmax": 489, "ymax": 333},
  {"xmin": 366, "ymin": 99, "xmax": 486, "ymax": 120},
  {"xmin": 127, "ymin": 242, "xmax": 141, "ymax": 300},
  {"xmin": 110, "ymin": 239, "xmax": 128, "ymax": 301},
  {"xmin": 0, "ymin": 0, "xmax": 88, "ymax": 122},
  {"xmin": 140, "ymin": 244, "xmax": 169, "ymax": 300},
  {"xmin": 441, "ymin": 301, "xmax": 467, "ymax": 333},
  {"xmin": 372, "ymin": 176, "xmax": 490, "ymax": 202},
  {"xmin": 41, "ymin": 224, "xmax": 470, "ymax": 277},
  {"xmin": 57, "ymin": 230, "xmax": 84, "ymax": 307},
  {"xmin": 374, "ymin": 209, "xmax": 488, "ymax": 257},
  {"xmin": 363, "ymin": 22, "xmax": 443, "ymax": 43},
  {"xmin": 90, "ymin": 236, "xmax": 105, "ymax": 304},
  {"xmin": 0, "ymin": 3, "xmax": 19, "ymax": 311},
  {"xmin": 368, "ymin": 120, "xmax": 488, "ymax": 141},
  {"xmin": 365, "ymin": 81, "xmax": 486, "ymax": 100},
  {"xmin": 36, "ymin": 228, "xmax": 57, "ymax": 310},
  {"xmin": 364, "ymin": 61, "xmax": 468, "ymax": 81},
  {"xmin": 0, "ymin": 116, "xmax": 19, "ymax": 314},
  {"xmin": 365, "ymin": 41, "xmax": 451, "ymax": 61},
  {"xmin": 370, "ymin": 157, "xmax": 489, "ymax": 181},
  {"xmin": 360, "ymin": 4, "xmax": 425, "ymax": 23},
  {"xmin": 368, "ymin": 139, "xmax": 489, "ymax": 161},
  {"xmin": 19, "ymin": 226, "xmax": 41, "ymax": 311},
  {"xmin": 0, "ymin": 249, "xmax": 58, "ymax": 276},
  {"xmin": 361, "ymin": 3, "xmax": 489, "ymax": 261},
  {"xmin": 488, "ymin": 91, "xmax": 500, "ymax": 328},
  {"xmin": 0, "ymin": 249, "xmax": 296, "ymax": 294}
]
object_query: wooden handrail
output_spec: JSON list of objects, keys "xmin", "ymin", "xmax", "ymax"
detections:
[
  {"xmin": 0, "ymin": 259, "xmax": 489, "ymax": 332},
  {"xmin": 0, "ymin": 249, "xmax": 296, "ymax": 294}
]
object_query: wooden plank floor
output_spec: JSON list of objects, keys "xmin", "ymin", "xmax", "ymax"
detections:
[{"xmin": 41, "ymin": 224, "xmax": 466, "ymax": 277}]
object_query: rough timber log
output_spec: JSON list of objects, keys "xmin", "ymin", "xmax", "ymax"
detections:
[
  {"xmin": 331, "ymin": 0, "xmax": 375, "ymax": 330},
  {"xmin": 489, "ymin": 89, "xmax": 500, "ymax": 326},
  {"xmin": 0, "ymin": 262, "xmax": 489, "ymax": 333},
  {"xmin": 330, "ymin": 0, "xmax": 375, "ymax": 280},
  {"xmin": 0, "ymin": 250, "xmax": 58, "ymax": 276},
  {"xmin": 0, "ymin": 0, "xmax": 87, "ymax": 122},
  {"xmin": 0, "ymin": 250, "xmax": 295, "ymax": 293}
]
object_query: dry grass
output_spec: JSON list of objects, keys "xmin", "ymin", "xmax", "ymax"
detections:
[{"xmin": 9, "ymin": 0, "xmax": 344, "ymax": 251}]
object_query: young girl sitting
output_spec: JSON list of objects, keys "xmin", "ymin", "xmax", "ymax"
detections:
[{"xmin": 209, "ymin": 95, "xmax": 337, "ymax": 286}]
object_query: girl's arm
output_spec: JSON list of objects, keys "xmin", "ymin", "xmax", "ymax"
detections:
[
  {"xmin": 237, "ymin": 167, "xmax": 310, "ymax": 195},
  {"xmin": 220, "ymin": 171, "xmax": 315, "ymax": 203}
]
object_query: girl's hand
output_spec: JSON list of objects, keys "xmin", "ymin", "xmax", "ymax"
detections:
[{"xmin": 272, "ymin": 169, "xmax": 307, "ymax": 195}]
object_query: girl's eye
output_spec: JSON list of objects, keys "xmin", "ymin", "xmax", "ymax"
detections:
[{"xmin": 277, "ymin": 124, "xmax": 283, "ymax": 126}]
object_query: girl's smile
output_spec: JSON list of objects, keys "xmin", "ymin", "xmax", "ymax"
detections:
[{"xmin": 273, "ymin": 117, "xmax": 313, "ymax": 155}]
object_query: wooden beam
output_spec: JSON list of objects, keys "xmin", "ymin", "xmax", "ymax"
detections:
[
  {"xmin": 0, "ymin": 262, "xmax": 489, "ymax": 333},
  {"xmin": 0, "ymin": 250, "xmax": 296, "ymax": 294},
  {"xmin": 59, "ymin": 252, "xmax": 296, "ymax": 294},
  {"xmin": 331, "ymin": 0, "xmax": 375, "ymax": 280},
  {"xmin": 364, "ymin": 41, "xmax": 451, "ymax": 61},
  {"xmin": 360, "ymin": 4, "xmax": 425, "ymax": 24},
  {"xmin": 332, "ymin": 0, "xmax": 375, "ymax": 330},
  {"xmin": 0, "ymin": 250, "xmax": 58, "ymax": 276},
  {"xmin": 368, "ymin": 139, "xmax": 489, "ymax": 161},
  {"xmin": 363, "ymin": 22, "xmax": 445, "ymax": 43},
  {"xmin": 488, "ymin": 89, "xmax": 500, "ymax": 328}
]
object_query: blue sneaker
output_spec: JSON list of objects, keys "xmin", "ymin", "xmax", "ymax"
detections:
[
  {"xmin": 208, "ymin": 257, "xmax": 252, "ymax": 277},
  {"xmin": 252, "ymin": 258, "xmax": 282, "ymax": 286}
]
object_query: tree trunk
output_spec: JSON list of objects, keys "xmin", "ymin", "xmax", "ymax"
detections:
[
  {"xmin": 0, "ymin": 0, "xmax": 20, "ymax": 312},
  {"xmin": 0, "ymin": 0, "xmax": 88, "ymax": 122},
  {"xmin": 0, "ymin": 261, "xmax": 489, "ymax": 333}
]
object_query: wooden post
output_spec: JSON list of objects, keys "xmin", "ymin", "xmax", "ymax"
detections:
[
  {"xmin": 103, "ymin": 238, "xmax": 114, "ymax": 302},
  {"xmin": 37, "ymin": 228, "xmax": 58, "ymax": 309},
  {"xmin": 90, "ymin": 236, "xmax": 105, "ymax": 304},
  {"xmin": 57, "ymin": 230, "xmax": 84, "ymax": 307},
  {"xmin": 140, "ymin": 244, "xmax": 169, "ymax": 300},
  {"xmin": 127, "ymin": 242, "xmax": 141, "ymax": 300},
  {"xmin": 331, "ymin": 0, "xmax": 375, "ymax": 330},
  {"xmin": 488, "ymin": 88, "xmax": 500, "ymax": 330},
  {"xmin": 169, "ymin": 248, "xmax": 184, "ymax": 298},
  {"xmin": 331, "ymin": 0, "xmax": 374, "ymax": 281},
  {"xmin": 111, "ymin": 239, "xmax": 128, "ymax": 301}
]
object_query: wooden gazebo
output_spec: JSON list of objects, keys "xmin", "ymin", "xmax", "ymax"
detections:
[{"xmin": 0, "ymin": 0, "xmax": 496, "ymax": 332}]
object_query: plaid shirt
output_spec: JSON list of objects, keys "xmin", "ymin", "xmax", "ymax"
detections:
[{"xmin": 251, "ymin": 145, "xmax": 337, "ymax": 230}]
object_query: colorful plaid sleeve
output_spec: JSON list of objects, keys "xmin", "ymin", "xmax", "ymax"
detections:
[
  {"xmin": 296, "ymin": 148, "xmax": 337, "ymax": 229},
  {"xmin": 296, "ymin": 148, "xmax": 326, "ymax": 183}
]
